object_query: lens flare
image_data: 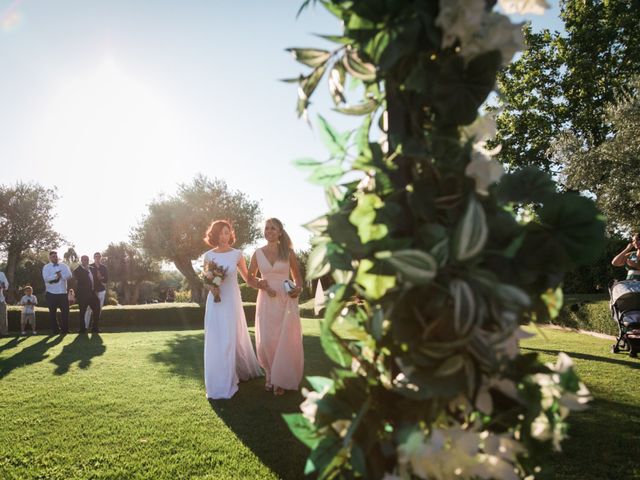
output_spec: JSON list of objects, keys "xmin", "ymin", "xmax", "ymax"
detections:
[{"xmin": 1, "ymin": 0, "xmax": 24, "ymax": 33}]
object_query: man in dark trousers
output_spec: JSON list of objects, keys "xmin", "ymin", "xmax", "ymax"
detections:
[
  {"xmin": 84, "ymin": 252, "xmax": 108, "ymax": 330},
  {"xmin": 73, "ymin": 255, "xmax": 101, "ymax": 333},
  {"xmin": 42, "ymin": 250, "xmax": 73, "ymax": 335}
]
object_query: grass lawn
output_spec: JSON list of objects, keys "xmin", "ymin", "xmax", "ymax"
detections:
[{"xmin": 0, "ymin": 322, "xmax": 638, "ymax": 479}]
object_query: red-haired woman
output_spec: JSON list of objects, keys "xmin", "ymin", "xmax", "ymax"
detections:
[
  {"xmin": 203, "ymin": 219, "xmax": 261, "ymax": 400},
  {"xmin": 248, "ymin": 218, "xmax": 304, "ymax": 396}
]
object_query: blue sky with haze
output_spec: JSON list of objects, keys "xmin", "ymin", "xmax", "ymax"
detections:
[{"xmin": 0, "ymin": 0, "xmax": 564, "ymax": 259}]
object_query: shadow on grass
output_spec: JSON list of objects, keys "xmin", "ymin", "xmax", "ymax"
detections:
[
  {"xmin": 151, "ymin": 332, "xmax": 336, "ymax": 479},
  {"xmin": 538, "ymin": 397, "xmax": 640, "ymax": 479},
  {"xmin": 50, "ymin": 333, "xmax": 106, "ymax": 375},
  {"xmin": 522, "ymin": 346, "xmax": 640, "ymax": 369},
  {"xmin": 0, "ymin": 335, "xmax": 29, "ymax": 353},
  {"xmin": 0, "ymin": 335, "xmax": 64, "ymax": 379}
]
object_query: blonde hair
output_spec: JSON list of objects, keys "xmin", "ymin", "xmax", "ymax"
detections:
[{"xmin": 266, "ymin": 217, "xmax": 293, "ymax": 260}]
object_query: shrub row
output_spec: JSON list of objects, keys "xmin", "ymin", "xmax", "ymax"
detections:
[
  {"xmin": 5, "ymin": 301, "xmax": 319, "ymax": 333},
  {"xmin": 549, "ymin": 298, "xmax": 617, "ymax": 337}
]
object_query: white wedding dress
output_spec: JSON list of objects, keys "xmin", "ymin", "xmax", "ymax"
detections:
[{"xmin": 203, "ymin": 248, "xmax": 262, "ymax": 399}]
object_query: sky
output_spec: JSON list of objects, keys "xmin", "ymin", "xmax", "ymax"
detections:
[{"xmin": 0, "ymin": 0, "xmax": 564, "ymax": 261}]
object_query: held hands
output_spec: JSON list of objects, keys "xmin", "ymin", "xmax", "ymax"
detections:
[{"xmin": 258, "ymin": 279, "xmax": 277, "ymax": 297}]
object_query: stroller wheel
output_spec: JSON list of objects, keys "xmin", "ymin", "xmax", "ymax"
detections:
[{"xmin": 611, "ymin": 344, "xmax": 620, "ymax": 354}]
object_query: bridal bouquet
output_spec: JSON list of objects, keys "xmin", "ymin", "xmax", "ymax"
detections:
[{"xmin": 203, "ymin": 260, "xmax": 227, "ymax": 303}]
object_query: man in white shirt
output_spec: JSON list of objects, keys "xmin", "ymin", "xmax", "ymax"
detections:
[
  {"xmin": 42, "ymin": 250, "xmax": 73, "ymax": 335},
  {"xmin": 0, "ymin": 270, "xmax": 9, "ymax": 336}
]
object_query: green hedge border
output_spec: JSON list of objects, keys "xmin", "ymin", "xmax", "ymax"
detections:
[
  {"xmin": 550, "ymin": 298, "xmax": 617, "ymax": 337},
  {"xmin": 5, "ymin": 301, "xmax": 319, "ymax": 333}
]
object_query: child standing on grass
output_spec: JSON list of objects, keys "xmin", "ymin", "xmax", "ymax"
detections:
[{"xmin": 19, "ymin": 286, "xmax": 38, "ymax": 335}]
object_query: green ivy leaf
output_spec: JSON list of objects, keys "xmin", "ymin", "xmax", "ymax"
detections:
[
  {"xmin": 305, "ymin": 437, "xmax": 343, "ymax": 475},
  {"xmin": 307, "ymin": 240, "xmax": 331, "ymax": 279},
  {"xmin": 317, "ymin": 115, "xmax": 349, "ymax": 156},
  {"xmin": 497, "ymin": 166, "xmax": 557, "ymax": 204},
  {"xmin": 453, "ymin": 196, "xmax": 488, "ymax": 261},
  {"xmin": 386, "ymin": 249, "xmax": 438, "ymax": 285},
  {"xmin": 307, "ymin": 376, "xmax": 335, "ymax": 394},
  {"xmin": 283, "ymin": 413, "xmax": 321, "ymax": 449},
  {"xmin": 432, "ymin": 51, "xmax": 501, "ymax": 126},
  {"xmin": 541, "ymin": 287, "xmax": 563, "ymax": 319},
  {"xmin": 356, "ymin": 259, "xmax": 396, "ymax": 299},
  {"xmin": 450, "ymin": 279, "xmax": 475, "ymax": 335},
  {"xmin": 349, "ymin": 193, "xmax": 389, "ymax": 243},
  {"xmin": 308, "ymin": 165, "xmax": 345, "ymax": 186}
]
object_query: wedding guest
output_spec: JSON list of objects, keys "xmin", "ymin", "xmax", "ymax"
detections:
[
  {"xmin": 73, "ymin": 255, "xmax": 101, "ymax": 333},
  {"xmin": 85, "ymin": 252, "xmax": 108, "ymax": 330},
  {"xmin": 19, "ymin": 285, "xmax": 38, "ymax": 335},
  {"xmin": 612, "ymin": 232, "xmax": 640, "ymax": 280},
  {"xmin": 0, "ymin": 269, "xmax": 8, "ymax": 337},
  {"xmin": 248, "ymin": 218, "xmax": 304, "ymax": 396},
  {"xmin": 42, "ymin": 250, "xmax": 73, "ymax": 335},
  {"xmin": 166, "ymin": 287, "xmax": 175, "ymax": 303}
]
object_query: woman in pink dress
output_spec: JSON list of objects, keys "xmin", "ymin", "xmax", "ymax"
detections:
[{"xmin": 248, "ymin": 218, "xmax": 304, "ymax": 396}]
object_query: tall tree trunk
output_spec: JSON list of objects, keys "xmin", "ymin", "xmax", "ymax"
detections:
[
  {"xmin": 4, "ymin": 248, "xmax": 21, "ymax": 304},
  {"xmin": 123, "ymin": 282, "xmax": 135, "ymax": 305},
  {"xmin": 132, "ymin": 281, "xmax": 141, "ymax": 305},
  {"xmin": 173, "ymin": 256, "xmax": 204, "ymax": 304}
]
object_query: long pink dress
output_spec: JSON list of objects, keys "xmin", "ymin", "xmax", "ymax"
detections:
[{"xmin": 255, "ymin": 249, "xmax": 304, "ymax": 391}]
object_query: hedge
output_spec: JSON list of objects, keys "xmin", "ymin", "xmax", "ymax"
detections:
[
  {"xmin": 4, "ymin": 299, "xmax": 322, "ymax": 333},
  {"xmin": 6, "ymin": 303, "xmax": 255, "ymax": 332},
  {"xmin": 549, "ymin": 297, "xmax": 617, "ymax": 337}
]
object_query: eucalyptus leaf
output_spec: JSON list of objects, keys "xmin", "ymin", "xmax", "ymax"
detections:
[
  {"xmin": 342, "ymin": 50, "xmax": 376, "ymax": 82},
  {"xmin": 287, "ymin": 48, "xmax": 332, "ymax": 68},
  {"xmin": 334, "ymin": 99, "xmax": 379, "ymax": 116},
  {"xmin": 329, "ymin": 61, "xmax": 347, "ymax": 105},
  {"xmin": 293, "ymin": 157, "xmax": 324, "ymax": 170}
]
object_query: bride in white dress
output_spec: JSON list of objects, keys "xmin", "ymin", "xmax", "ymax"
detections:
[{"xmin": 203, "ymin": 220, "xmax": 262, "ymax": 399}]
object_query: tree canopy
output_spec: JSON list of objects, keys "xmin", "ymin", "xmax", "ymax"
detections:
[
  {"xmin": 135, "ymin": 174, "xmax": 261, "ymax": 302},
  {"xmin": 492, "ymin": 0, "xmax": 640, "ymax": 173},
  {"xmin": 0, "ymin": 182, "xmax": 63, "ymax": 301},
  {"xmin": 103, "ymin": 242, "xmax": 161, "ymax": 305}
]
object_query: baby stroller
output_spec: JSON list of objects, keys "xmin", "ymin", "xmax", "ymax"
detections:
[{"xmin": 609, "ymin": 280, "xmax": 640, "ymax": 358}]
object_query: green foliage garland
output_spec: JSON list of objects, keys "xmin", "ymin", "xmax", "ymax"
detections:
[{"xmin": 285, "ymin": 1, "xmax": 606, "ymax": 479}]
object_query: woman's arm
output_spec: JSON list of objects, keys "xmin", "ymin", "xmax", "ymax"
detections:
[
  {"xmin": 612, "ymin": 243, "xmax": 634, "ymax": 266},
  {"xmin": 247, "ymin": 253, "xmax": 261, "ymax": 289},
  {"xmin": 237, "ymin": 253, "xmax": 251, "ymax": 284}
]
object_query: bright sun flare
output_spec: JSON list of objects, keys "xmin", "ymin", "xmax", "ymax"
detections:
[{"xmin": 33, "ymin": 58, "xmax": 184, "ymax": 180}]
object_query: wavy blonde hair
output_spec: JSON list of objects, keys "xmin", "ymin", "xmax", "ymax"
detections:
[{"xmin": 266, "ymin": 217, "xmax": 293, "ymax": 260}]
